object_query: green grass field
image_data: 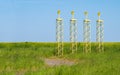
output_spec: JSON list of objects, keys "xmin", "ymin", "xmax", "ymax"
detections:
[{"xmin": 0, "ymin": 42, "xmax": 120, "ymax": 75}]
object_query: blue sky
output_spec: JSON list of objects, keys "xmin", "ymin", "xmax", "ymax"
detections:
[{"xmin": 0, "ymin": 0, "xmax": 119, "ymax": 42}]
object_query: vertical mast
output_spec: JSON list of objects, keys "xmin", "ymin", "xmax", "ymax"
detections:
[
  {"xmin": 56, "ymin": 10, "xmax": 64, "ymax": 56},
  {"xmin": 83, "ymin": 11, "xmax": 91, "ymax": 53},
  {"xmin": 96, "ymin": 12, "xmax": 104, "ymax": 52},
  {"xmin": 70, "ymin": 11, "xmax": 77, "ymax": 53}
]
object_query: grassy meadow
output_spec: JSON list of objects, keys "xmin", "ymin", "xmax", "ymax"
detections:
[{"xmin": 0, "ymin": 42, "xmax": 120, "ymax": 75}]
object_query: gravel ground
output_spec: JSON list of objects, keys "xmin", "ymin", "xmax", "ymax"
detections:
[{"xmin": 45, "ymin": 58, "xmax": 76, "ymax": 66}]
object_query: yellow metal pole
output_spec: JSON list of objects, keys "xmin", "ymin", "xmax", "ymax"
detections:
[
  {"xmin": 83, "ymin": 11, "xmax": 91, "ymax": 53},
  {"xmin": 70, "ymin": 11, "xmax": 77, "ymax": 53},
  {"xmin": 56, "ymin": 10, "xmax": 64, "ymax": 56},
  {"xmin": 96, "ymin": 12, "xmax": 104, "ymax": 52}
]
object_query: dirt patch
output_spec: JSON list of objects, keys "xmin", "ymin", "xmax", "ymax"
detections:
[{"xmin": 45, "ymin": 58, "xmax": 77, "ymax": 66}]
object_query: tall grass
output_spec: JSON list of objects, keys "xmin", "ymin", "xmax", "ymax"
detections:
[{"xmin": 0, "ymin": 42, "xmax": 120, "ymax": 75}]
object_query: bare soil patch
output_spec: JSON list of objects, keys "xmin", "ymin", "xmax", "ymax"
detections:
[{"xmin": 45, "ymin": 58, "xmax": 77, "ymax": 66}]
